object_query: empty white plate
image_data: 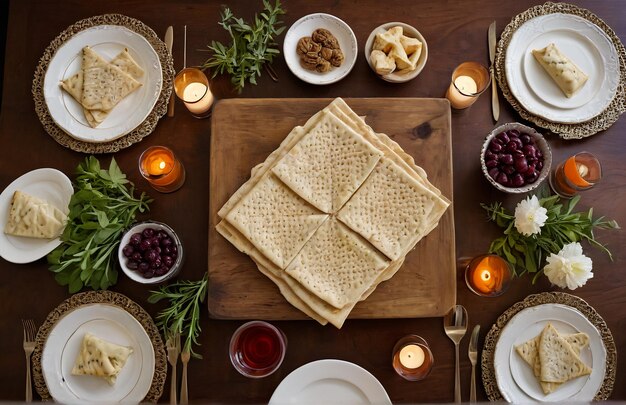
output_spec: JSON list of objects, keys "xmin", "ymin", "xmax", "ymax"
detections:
[{"xmin": 269, "ymin": 359, "xmax": 391, "ymax": 404}]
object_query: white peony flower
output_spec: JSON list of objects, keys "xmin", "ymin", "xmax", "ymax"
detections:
[
  {"xmin": 514, "ymin": 195, "xmax": 548, "ymax": 236},
  {"xmin": 543, "ymin": 242, "xmax": 593, "ymax": 290}
]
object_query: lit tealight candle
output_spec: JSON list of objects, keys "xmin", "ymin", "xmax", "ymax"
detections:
[
  {"xmin": 182, "ymin": 82, "xmax": 214, "ymax": 116},
  {"xmin": 465, "ymin": 254, "xmax": 512, "ymax": 297},
  {"xmin": 399, "ymin": 344, "xmax": 425, "ymax": 369},
  {"xmin": 445, "ymin": 62, "xmax": 490, "ymax": 109},
  {"xmin": 139, "ymin": 146, "xmax": 186, "ymax": 193},
  {"xmin": 454, "ymin": 75, "xmax": 477, "ymax": 94},
  {"xmin": 472, "ymin": 268, "xmax": 496, "ymax": 294},
  {"xmin": 174, "ymin": 67, "xmax": 214, "ymax": 118}
]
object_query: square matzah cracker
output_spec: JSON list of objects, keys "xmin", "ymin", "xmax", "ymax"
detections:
[
  {"xmin": 225, "ymin": 173, "xmax": 328, "ymax": 269},
  {"xmin": 272, "ymin": 110, "xmax": 382, "ymax": 213},
  {"xmin": 337, "ymin": 156, "xmax": 448, "ymax": 261},
  {"xmin": 285, "ymin": 218, "xmax": 390, "ymax": 309}
]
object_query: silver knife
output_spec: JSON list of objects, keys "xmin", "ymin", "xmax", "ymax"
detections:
[
  {"xmin": 488, "ymin": 21, "xmax": 499, "ymax": 122},
  {"xmin": 468, "ymin": 325, "xmax": 480, "ymax": 403},
  {"xmin": 165, "ymin": 26, "xmax": 175, "ymax": 117}
]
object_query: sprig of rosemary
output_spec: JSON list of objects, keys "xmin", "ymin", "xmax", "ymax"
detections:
[
  {"xmin": 202, "ymin": 0, "xmax": 285, "ymax": 92},
  {"xmin": 481, "ymin": 194, "xmax": 619, "ymax": 282},
  {"xmin": 48, "ymin": 157, "xmax": 152, "ymax": 292},
  {"xmin": 148, "ymin": 274, "xmax": 208, "ymax": 358}
]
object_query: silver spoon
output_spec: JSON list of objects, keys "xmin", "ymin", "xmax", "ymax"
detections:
[{"xmin": 444, "ymin": 305, "xmax": 468, "ymax": 403}]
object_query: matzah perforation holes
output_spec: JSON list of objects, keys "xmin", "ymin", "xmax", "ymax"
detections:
[
  {"xmin": 337, "ymin": 158, "xmax": 436, "ymax": 260},
  {"xmin": 286, "ymin": 219, "xmax": 388, "ymax": 309}
]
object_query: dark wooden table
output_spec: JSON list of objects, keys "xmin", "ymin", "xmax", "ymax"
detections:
[{"xmin": 1, "ymin": 0, "xmax": 624, "ymax": 402}]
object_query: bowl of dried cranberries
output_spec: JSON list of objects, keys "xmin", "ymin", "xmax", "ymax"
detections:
[
  {"xmin": 481, "ymin": 123, "xmax": 552, "ymax": 193},
  {"xmin": 118, "ymin": 221, "xmax": 183, "ymax": 284}
]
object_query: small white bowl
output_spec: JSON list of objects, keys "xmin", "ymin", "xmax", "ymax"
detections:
[
  {"xmin": 481, "ymin": 123, "xmax": 552, "ymax": 193},
  {"xmin": 118, "ymin": 221, "xmax": 183, "ymax": 284},
  {"xmin": 283, "ymin": 13, "xmax": 358, "ymax": 85},
  {"xmin": 364, "ymin": 22, "xmax": 428, "ymax": 83}
]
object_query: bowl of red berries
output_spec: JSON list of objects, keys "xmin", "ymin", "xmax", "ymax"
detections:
[
  {"xmin": 118, "ymin": 221, "xmax": 183, "ymax": 284},
  {"xmin": 481, "ymin": 122, "xmax": 552, "ymax": 193}
]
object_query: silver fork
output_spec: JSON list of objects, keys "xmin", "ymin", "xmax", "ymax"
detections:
[
  {"xmin": 180, "ymin": 349, "xmax": 190, "ymax": 405},
  {"xmin": 22, "ymin": 319, "xmax": 37, "ymax": 403},
  {"xmin": 468, "ymin": 325, "xmax": 481, "ymax": 403},
  {"xmin": 444, "ymin": 305, "xmax": 468, "ymax": 403},
  {"xmin": 167, "ymin": 333, "xmax": 181, "ymax": 405}
]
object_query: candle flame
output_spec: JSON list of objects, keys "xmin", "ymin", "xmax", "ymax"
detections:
[
  {"xmin": 159, "ymin": 161, "xmax": 166, "ymax": 170},
  {"xmin": 481, "ymin": 269, "xmax": 491, "ymax": 281}
]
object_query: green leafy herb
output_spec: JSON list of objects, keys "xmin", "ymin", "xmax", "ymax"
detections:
[
  {"xmin": 481, "ymin": 194, "xmax": 619, "ymax": 282},
  {"xmin": 48, "ymin": 157, "xmax": 152, "ymax": 292},
  {"xmin": 148, "ymin": 274, "xmax": 208, "ymax": 358},
  {"xmin": 202, "ymin": 0, "xmax": 285, "ymax": 92}
]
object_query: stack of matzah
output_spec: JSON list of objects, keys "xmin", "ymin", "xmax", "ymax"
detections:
[{"xmin": 216, "ymin": 98, "xmax": 450, "ymax": 328}]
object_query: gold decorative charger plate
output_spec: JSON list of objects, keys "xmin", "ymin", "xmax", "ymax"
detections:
[
  {"xmin": 495, "ymin": 2, "xmax": 626, "ymax": 139},
  {"xmin": 33, "ymin": 14, "xmax": 175, "ymax": 153},
  {"xmin": 481, "ymin": 292, "xmax": 616, "ymax": 402},
  {"xmin": 32, "ymin": 291, "xmax": 167, "ymax": 402}
]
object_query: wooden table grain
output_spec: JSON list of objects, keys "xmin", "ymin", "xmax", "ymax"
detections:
[{"xmin": 0, "ymin": 0, "xmax": 624, "ymax": 403}]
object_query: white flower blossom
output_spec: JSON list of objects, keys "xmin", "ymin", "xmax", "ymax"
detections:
[
  {"xmin": 543, "ymin": 242, "xmax": 593, "ymax": 290},
  {"xmin": 514, "ymin": 195, "xmax": 548, "ymax": 236}
]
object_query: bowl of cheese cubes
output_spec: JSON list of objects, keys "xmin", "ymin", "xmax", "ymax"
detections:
[{"xmin": 365, "ymin": 22, "xmax": 428, "ymax": 83}]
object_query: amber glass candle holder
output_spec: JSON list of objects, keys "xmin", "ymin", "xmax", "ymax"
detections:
[
  {"xmin": 173, "ymin": 67, "xmax": 214, "ymax": 118},
  {"xmin": 465, "ymin": 254, "xmax": 513, "ymax": 297},
  {"xmin": 549, "ymin": 152, "xmax": 602, "ymax": 198},
  {"xmin": 392, "ymin": 335, "xmax": 434, "ymax": 381},
  {"xmin": 445, "ymin": 62, "xmax": 491, "ymax": 109},
  {"xmin": 138, "ymin": 146, "xmax": 186, "ymax": 193}
]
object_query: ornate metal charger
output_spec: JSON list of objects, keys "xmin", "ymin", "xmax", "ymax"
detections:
[
  {"xmin": 481, "ymin": 292, "xmax": 616, "ymax": 401},
  {"xmin": 32, "ymin": 291, "xmax": 167, "ymax": 402},
  {"xmin": 32, "ymin": 14, "xmax": 175, "ymax": 153},
  {"xmin": 495, "ymin": 2, "xmax": 626, "ymax": 139}
]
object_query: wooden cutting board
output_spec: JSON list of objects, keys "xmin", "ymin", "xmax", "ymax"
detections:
[{"xmin": 208, "ymin": 98, "xmax": 455, "ymax": 320}]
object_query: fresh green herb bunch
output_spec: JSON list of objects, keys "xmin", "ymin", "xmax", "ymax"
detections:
[
  {"xmin": 148, "ymin": 274, "xmax": 208, "ymax": 358},
  {"xmin": 48, "ymin": 157, "xmax": 152, "ymax": 293},
  {"xmin": 202, "ymin": 0, "xmax": 285, "ymax": 92},
  {"xmin": 481, "ymin": 194, "xmax": 619, "ymax": 282}
]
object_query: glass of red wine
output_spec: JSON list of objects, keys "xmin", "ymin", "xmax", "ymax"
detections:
[{"xmin": 229, "ymin": 321, "xmax": 287, "ymax": 378}]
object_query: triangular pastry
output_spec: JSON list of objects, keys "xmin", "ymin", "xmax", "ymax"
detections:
[
  {"xmin": 539, "ymin": 323, "xmax": 592, "ymax": 384},
  {"xmin": 81, "ymin": 46, "xmax": 142, "ymax": 111},
  {"xmin": 3, "ymin": 190, "xmax": 67, "ymax": 239},
  {"xmin": 71, "ymin": 333, "xmax": 133, "ymax": 385},
  {"xmin": 516, "ymin": 330, "xmax": 589, "ymax": 394},
  {"xmin": 62, "ymin": 48, "xmax": 143, "ymax": 127}
]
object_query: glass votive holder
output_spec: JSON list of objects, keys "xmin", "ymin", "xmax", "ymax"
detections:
[
  {"xmin": 138, "ymin": 146, "xmax": 186, "ymax": 193},
  {"xmin": 392, "ymin": 335, "xmax": 434, "ymax": 381},
  {"xmin": 173, "ymin": 67, "xmax": 214, "ymax": 118},
  {"xmin": 229, "ymin": 321, "xmax": 287, "ymax": 378},
  {"xmin": 549, "ymin": 152, "xmax": 602, "ymax": 198},
  {"xmin": 465, "ymin": 254, "xmax": 513, "ymax": 297},
  {"xmin": 445, "ymin": 62, "xmax": 491, "ymax": 109}
]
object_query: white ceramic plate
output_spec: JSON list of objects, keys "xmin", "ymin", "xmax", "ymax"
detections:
[
  {"xmin": 283, "ymin": 13, "xmax": 357, "ymax": 85},
  {"xmin": 269, "ymin": 359, "xmax": 391, "ymax": 404},
  {"xmin": 43, "ymin": 25, "xmax": 162, "ymax": 143},
  {"xmin": 41, "ymin": 303, "xmax": 155, "ymax": 404},
  {"xmin": 505, "ymin": 13, "xmax": 619, "ymax": 123},
  {"xmin": 494, "ymin": 304, "xmax": 606, "ymax": 403},
  {"xmin": 0, "ymin": 168, "xmax": 73, "ymax": 264}
]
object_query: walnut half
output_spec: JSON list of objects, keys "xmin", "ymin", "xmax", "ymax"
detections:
[{"xmin": 312, "ymin": 28, "xmax": 340, "ymax": 50}]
